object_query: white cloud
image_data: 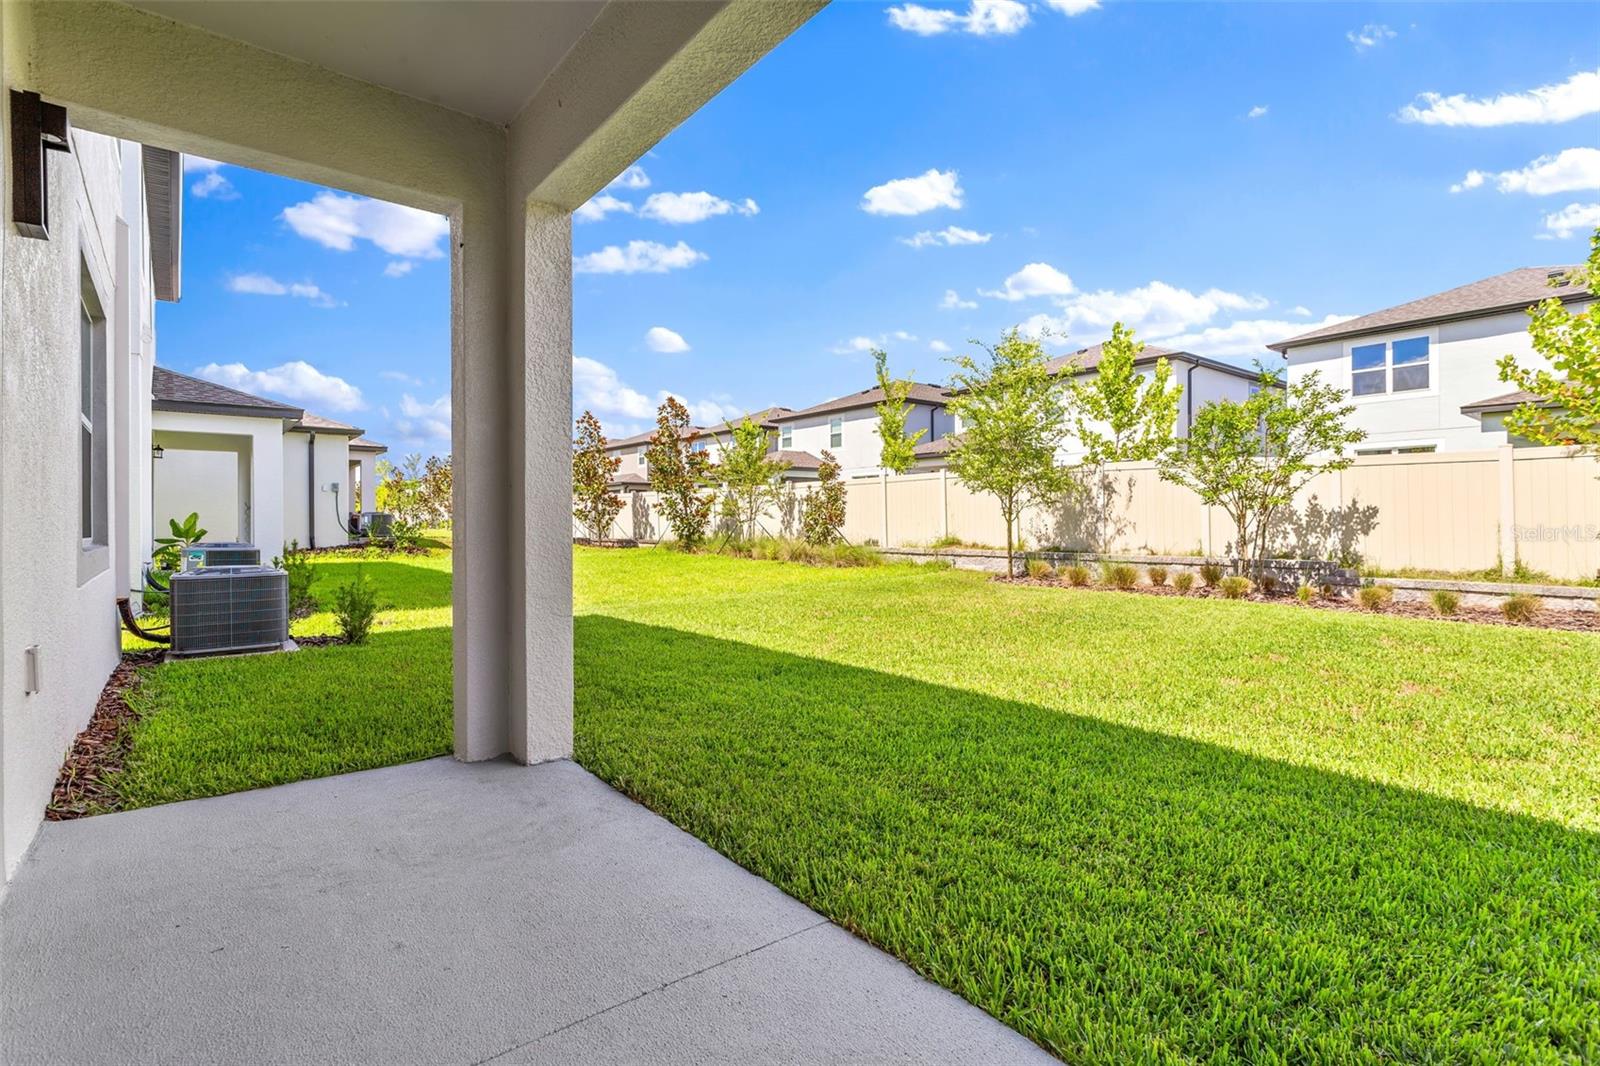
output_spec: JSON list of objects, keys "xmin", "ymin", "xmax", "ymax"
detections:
[
  {"xmin": 572, "ymin": 240, "xmax": 707, "ymax": 275},
  {"xmin": 379, "ymin": 370, "xmax": 423, "ymax": 386},
  {"xmin": 182, "ymin": 155, "xmax": 226, "ymax": 174},
  {"xmin": 980, "ymin": 261, "xmax": 1076, "ymax": 301},
  {"xmin": 1247, "ymin": 105, "xmax": 1269, "ymax": 119},
  {"xmin": 831, "ymin": 330, "xmax": 916, "ymax": 355},
  {"xmin": 281, "ymin": 191, "xmax": 448, "ymax": 258},
  {"xmin": 639, "ymin": 191, "xmax": 759, "ymax": 224},
  {"xmin": 195, "ymin": 360, "xmax": 365, "ymax": 412},
  {"xmin": 395, "ymin": 393, "xmax": 451, "ymax": 445},
  {"xmin": 1158, "ymin": 314, "xmax": 1355, "ymax": 359},
  {"xmin": 901, "ymin": 225, "xmax": 992, "ymax": 248},
  {"xmin": 1398, "ymin": 69, "xmax": 1600, "ymax": 127},
  {"xmin": 1540, "ymin": 202, "xmax": 1600, "ymax": 240},
  {"xmin": 575, "ymin": 194, "xmax": 635, "ymax": 223},
  {"xmin": 1347, "ymin": 23, "xmax": 1395, "ymax": 51},
  {"xmin": 383, "ymin": 260, "xmax": 414, "ymax": 278},
  {"xmin": 608, "ymin": 165, "xmax": 651, "ymax": 191},
  {"xmin": 645, "ymin": 326, "xmax": 691, "ymax": 353},
  {"xmin": 225, "ymin": 273, "xmax": 337, "ymax": 307},
  {"xmin": 672, "ymin": 395, "xmax": 742, "ymax": 427},
  {"xmin": 574, "ymin": 357, "xmax": 654, "ymax": 420},
  {"xmin": 861, "ymin": 169, "xmax": 963, "ymax": 216},
  {"xmin": 1451, "ymin": 148, "xmax": 1600, "ymax": 195},
  {"xmin": 887, "ymin": 0, "xmax": 1029, "ymax": 36},
  {"xmin": 1015, "ymin": 280, "xmax": 1269, "ymax": 341},
  {"xmin": 940, "ymin": 289, "xmax": 978, "ymax": 310},
  {"xmin": 929, "ymin": 340, "xmax": 952, "ymax": 353},
  {"xmin": 1290, "ymin": 305, "xmax": 1313, "ymax": 317},
  {"xmin": 1043, "ymin": 0, "xmax": 1099, "ymax": 12},
  {"xmin": 190, "ymin": 171, "xmax": 239, "ymax": 200}
]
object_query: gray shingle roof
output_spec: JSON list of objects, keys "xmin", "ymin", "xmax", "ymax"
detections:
[
  {"xmin": 1460, "ymin": 388, "xmax": 1554, "ymax": 415},
  {"xmin": 772, "ymin": 449, "xmax": 823, "ymax": 470},
  {"xmin": 1269, "ymin": 266, "xmax": 1589, "ymax": 352},
  {"xmin": 1043, "ymin": 342, "xmax": 1185, "ymax": 376},
  {"xmin": 912, "ymin": 434, "xmax": 957, "ymax": 458},
  {"xmin": 701, "ymin": 407, "xmax": 793, "ymax": 436},
  {"xmin": 770, "ymin": 383, "xmax": 950, "ymax": 423},
  {"xmin": 348, "ymin": 437, "xmax": 388, "ymax": 452},
  {"xmin": 152, "ymin": 366, "xmax": 303, "ymax": 419}
]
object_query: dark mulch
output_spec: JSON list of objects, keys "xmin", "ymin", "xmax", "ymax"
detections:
[
  {"xmin": 1001, "ymin": 575, "xmax": 1600, "ymax": 633},
  {"xmin": 46, "ymin": 651, "xmax": 163, "ymax": 820}
]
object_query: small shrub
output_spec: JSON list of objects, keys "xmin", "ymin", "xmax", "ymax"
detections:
[
  {"xmin": 1107, "ymin": 563, "xmax": 1138, "ymax": 590},
  {"xmin": 274, "ymin": 541, "xmax": 317, "ymax": 615},
  {"xmin": 929, "ymin": 534, "xmax": 962, "ymax": 549},
  {"xmin": 1357, "ymin": 585, "xmax": 1394, "ymax": 611},
  {"xmin": 1025, "ymin": 559, "xmax": 1054, "ymax": 581},
  {"xmin": 1501, "ymin": 594, "xmax": 1540, "ymax": 623},
  {"xmin": 1429, "ymin": 589, "xmax": 1460, "ymax": 616},
  {"xmin": 1199, "ymin": 562, "xmax": 1224, "ymax": 587},
  {"xmin": 331, "ymin": 568, "xmax": 379, "ymax": 644},
  {"xmin": 1218, "ymin": 575, "xmax": 1252, "ymax": 600},
  {"xmin": 1172, "ymin": 571, "xmax": 1195, "ymax": 594},
  {"xmin": 1295, "ymin": 584, "xmax": 1314, "ymax": 604},
  {"xmin": 1257, "ymin": 572, "xmax": 1279, "ymax": 596},
  {"xmin": 388, "ymin": 518, "xmax": 425, "ymax": 550},
  {"xmin": 1065, "ymin": 564, "xmax": 1091, "ymax": 587},
  {"xmin": 1146, "ymin": 565, "xmax": 1169, "ymax": 587},
  {"xmin": 1320, "ymin": 581, "xmax": 1341, "ymax": 601}
]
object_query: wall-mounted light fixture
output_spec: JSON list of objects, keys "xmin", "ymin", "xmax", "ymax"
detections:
[
  {"xmin": 152, "ymin": 444, "xmax": 165, "ymax": 460},
  {"xmin": 11, "ymin": 90, "xmax": 71, "ymax": 240}
]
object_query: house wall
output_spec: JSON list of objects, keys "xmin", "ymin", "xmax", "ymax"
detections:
[
  {"xmin": 153, "ymin": 448, "xmax": 242, "ymax": 542},
  {"xmin": 0, "ymin": 126, "xmax": 142, "ymax": 880},
  {"xmin": 151, "ymin": 411, "xmax": 285, "ymax": 557},
  {"xmin": 1282, "ymin": 306, "xmax": 1589, "ymax": 452},
  {"xmin": 349, "ymin": 450, "xmax": 382, "ymax": 513},
  {"xmin": 282, "ymin": 432, "xmax": 355, "ymax": 549},
  {"xmin": 780, "ymin": 404, "xmax": 955, "ymax": 478}
]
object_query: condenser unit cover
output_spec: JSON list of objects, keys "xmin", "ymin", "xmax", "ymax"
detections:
[{"xmin": 169, "ymin": 565, "xmax": 289, "ymax": 656}]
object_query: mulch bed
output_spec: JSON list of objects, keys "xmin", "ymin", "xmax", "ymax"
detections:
[
  {"xmin": 46, "ymin": 651, "xmax": 163, "ymax": 820},
  {"xmin": 1000, "ymin": 575, "xmax": 1600, "ymax": 633}
]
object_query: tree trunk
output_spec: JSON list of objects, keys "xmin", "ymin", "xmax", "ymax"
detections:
[{"xmin": 1005, "ymin": 510, "xmax": 1015, "ymax": 578}]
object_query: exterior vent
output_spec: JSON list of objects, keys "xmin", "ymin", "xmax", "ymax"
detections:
[
  {"xmin": 1547, "ymin": 268, "xmax": 1570, "ymax": 286},
  {"xmin": 169, "ymin": 566, "xmax": 289, "ymax": 657},
  {"xmin": 181, "ymin": 541, "xmax": 262, "ymax": 570}
]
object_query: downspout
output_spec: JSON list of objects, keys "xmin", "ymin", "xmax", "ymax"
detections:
[
  {"xmin": 307, "ymin": 431, "xmax": 316, "ymax": 549},
  {"xmin": 1184, "ymin": 359, "xmax": 1197, "ymax": 431}
]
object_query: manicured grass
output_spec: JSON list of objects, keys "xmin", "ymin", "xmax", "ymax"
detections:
[
  {"xmin": 573, "ymin": 548, "xmax": 1600, "ymax": 1063},
  {"xmin": 110, "ymin": 545, "xmax": 1600, "ymax": 1060}
]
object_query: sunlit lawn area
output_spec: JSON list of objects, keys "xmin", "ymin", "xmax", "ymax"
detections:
[{"xmin": 111, "ymin": 545, "xmax": 1600, "ymax": 1061}]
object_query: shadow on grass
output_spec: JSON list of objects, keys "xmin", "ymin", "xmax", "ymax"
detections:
[
  {"xmin": 305, "ymin": 558, "xmax": 453, "ymax": 611},
  {"xmin": 573, "ymin": 614, "xmax": 1599, "ymax": 1063}
]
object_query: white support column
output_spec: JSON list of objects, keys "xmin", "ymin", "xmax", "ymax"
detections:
[{"xmin": 1498, "ymin": 444, "xmax": 1517, "ymax": 577}]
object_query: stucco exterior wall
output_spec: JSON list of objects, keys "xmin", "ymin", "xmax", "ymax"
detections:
[
  {"xmin": 0, "ymin": 127, "xmax": 132, "ymax": 879},
  {"xmin": 781, "ymin": 404, "xmax": 954, "ymax": 478},
  {"xmin": 151, "ymin": 410, "xmax": 285, "ymax": 557},
  {"xmin": 1283, "ymin": 306, "xmax": 1587, "ymax": 452},
  {"xmin": 153, "ymin": 447, "xmax": 243, "ymax": 543},
  {"xmin": 282, "ymin": 432, "xmax": 354, "ymax": 549}
]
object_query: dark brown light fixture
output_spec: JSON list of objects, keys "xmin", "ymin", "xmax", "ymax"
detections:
[
  {"xmin": 11, "ymin": 90, "xmax": 71, "ymax": 240},
  {"xmin": 152, "ymin": 444, "xmax": 165, "ymax": 460}
]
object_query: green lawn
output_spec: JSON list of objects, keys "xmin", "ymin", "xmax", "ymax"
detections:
[{"xmin": 110, "ymin": 546, "xmax": 1600, "ymax": 1061}]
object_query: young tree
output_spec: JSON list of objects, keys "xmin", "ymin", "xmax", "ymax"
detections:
[
  {"xmin": 572, "ymin": 411, "xmax": 623, "ymax": 543},
  {"xmin": 418, "ymin": 454, "xmax": 453, "ymax": 526},
  {"xmin": 872, "ymin": 348, "xmax": 925, "ymax": 475},
  {"xmin": 646, "ymin": 396, "xmax": 715, "ymax": 549},
  {"xmin": 945, "ymin": 329, "xmax": 1075, "ymax": 575},
  {"xmin": 376, "ymin": 453, "xmax": 425, "ymax": 522},
  {"xmin": 1068, "ymin": 322, "xmax": 1182, "ymax": 550},
  {"xmin": 1158, "ymin": 369, "xmax": 1365, "ymax": 572},
  {"xmin": 1498, "ymin": 227, "xmax": 1599, "ymax": 457},
  {"xmin": 717, "ymin": 415, "xmax": 791, "ymax": 539},
  {"xmin": 800, "ymin": 450, "xmax": 847, "ymax": 546}
]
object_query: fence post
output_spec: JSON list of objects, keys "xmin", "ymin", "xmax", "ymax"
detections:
[
  {"xmin": 940, "ymin": 468, "xmax": 950, "ymax": 540},
  {"xmin": 880, "ymin": 470, "xmax": 890, "ymax": 547},
  {"xmin": 1498, "ymin": 444, "xmax": 1516, "ymax": 576}
]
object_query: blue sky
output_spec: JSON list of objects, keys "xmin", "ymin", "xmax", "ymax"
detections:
[{"xmin": 160, "ymin": 1, "xmax": 1600, "ymax": 452}]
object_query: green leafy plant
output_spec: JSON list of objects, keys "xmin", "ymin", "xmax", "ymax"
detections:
[
  {"xmin": 717, "ymin": 415, "xmax": 791, "ymax": 539},
  {"xmin": 1173, "ymin": 571, "xmax": 1196, "ymax": 594},
  {"xmin": 1107, "ymin": 563, "xmax": 1139, "ymax": 590},
  {"xmin": 1498, "ymin": 228, "xmax": 1599, "ymax": 459},
  {"xmin": 800, "ymin": 451, "xmax": 848, "ymax": 546},
  {"xmin": 573, "ymin": 410, "xmax": 624, "ymax": 543},
  {"xmin": 1501, "ymin": 593, "xmax": 1540, "ymax": 623},
  {"xmin": 331, "ymin": 567, "xmax": 380, "ymax": 644},
  {"xmin": 1357, "ymin": 585, "xmax": 1394, "ymax": 611},
  {"xmin": 1430, "ymin": 589, "xmax": 1461, "ymax": 616},
  {"xmin": 946, "ymin": 329, "xmax": 1075, "ymax": 578},
  {"xmin": 1199, "ymin": 562, "xmax": 1224, "ymax": 587},
  {"xmin": 1025, "ymin": 559, "xmax": 1054, "ymax": 581},
  {"xmin": 1065, "ymin": 564, "xmax": 1091, "ymax": 587},
  {"xmin": 388, "ymin": 518, "xmax": 424, "ymax": 550},
  {"xmin": 1218, "ymin": 575, "xmax": 1252, "ymax": 599},
  {"xmin": 647, "ymin": 396, "xmax": 716, "ymax": 550},
  {"xmin": 1146, "ymin": 565, "xmax": 1168, "ymax": 587},
  {"xmin": 1295, "ymin": 584, "xmax": 1314, "ymax": 604},
  {"xmin": 872, "ymin": 348, "xmax": 926, "ymax": 475},
  {"xmin": 153, "ymin": 512, "xmax": 208, "ymax": 570},
  {"xmin": 1258, "ymin": 572, "xmax": 1279, "ymax": 596},
  {"xmin": 273, "ymin": 541, "xmax": 317, "ymax": 615}
]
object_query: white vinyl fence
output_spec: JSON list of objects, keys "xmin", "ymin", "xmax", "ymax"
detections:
[{"xmin": 577, "ymin": 445, "xmax": 1600, "ymax": 580}]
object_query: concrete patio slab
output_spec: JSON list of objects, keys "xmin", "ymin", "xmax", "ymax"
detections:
[{"xmin": 1, "ymin": 757, "xmax": 1048, "ymax": 1065}]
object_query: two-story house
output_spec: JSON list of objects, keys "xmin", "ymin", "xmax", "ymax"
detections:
[
  {"xmin": 1268, "ymin": 267, "xmax": 1590, "ymax": 453},
  {"xmin": 601, "ymin": 405, "xmax": 824, "ymax": 487},
  {"xmin": 770, "ymin": 384, "xmax": 956, "ymax": 479}
]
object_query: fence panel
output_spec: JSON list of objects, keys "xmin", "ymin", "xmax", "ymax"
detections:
[
  {"xmin": 1337, "ymin": 452, "xmax": 1499, "ymax": 572},
  {"xmin": 1514, "ymin": 448, "xmax": 1600, "ymax": 581}
]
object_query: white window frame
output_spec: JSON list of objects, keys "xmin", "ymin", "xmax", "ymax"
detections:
[
  {"xmin": 829, "ymin": 416, "xmax": 843, "ymax": 449},
  {"xmin": 78, "ymin": 250, "xmax": 111, "ymax": 583},
  {"xmin": 1343, "ymin": 327, "xmax": 1438, "ymax": 404},
  {"xmin": 1354, "ymin": 439, "xmax": 1441, "ymax": 456},
  {"xmin": 779, "ymin": 424, "xmax": 792, "ymax": 449}
]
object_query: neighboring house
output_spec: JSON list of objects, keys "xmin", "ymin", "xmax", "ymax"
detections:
[
  {"xmin": 0, "ymin": 127, "xmax": 179, "ymax": 878},
  {"xmin": 600, "ymin": 406, "xmax": 824, "ymax": 484},
  {"xmin": 770, "ymin": 384, "xmax": 955, "ymax": 479},
  {"xmin": 151, "ymin": 367, "xmax": 387, "ymax": 551},
  {"xmin": 1269, "ymin": 266, "xmax": 1590, "ymax": 453}
]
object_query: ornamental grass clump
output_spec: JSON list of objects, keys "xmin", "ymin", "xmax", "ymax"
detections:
[
  {"xmin": 1295, "ymin": 584, "xmax": 1314, "ymax": 604},
  {"xmin": 1357, "ymin": 585, "xmax": 1394, "ymax": 611},
  {"xmin": 1025, "ymin": 559, "xmax": 1054, "ymax": 581},
  {"xmin": 1146, "ymin": 565, "xmax": 1169, "ymax": 587},
  {"xmin": 1218, "ymin": 575, "xmax": 1252, "ymax": 599},
  {"xmin": 1172, "ymin": 571, "xmax": 1196, "ymax": 594},
  {"xmin": 1501, "ymin": 593, "xmax": 1540, "ymax": 623},
  {"xmin": 1107, "ymin": 564, "xmax": 1139, "ymax": 590},
  {"xmin": 1430, "ymin": 589, "xmax": 1461, "ymax": 616},
  {"xmin": 1199, "ymin": 562, "xmax": 1224, "ymax": 587},
  {"xmin": 1065, "ymin": 564, "xmax": 1091, "ymax": 587}
]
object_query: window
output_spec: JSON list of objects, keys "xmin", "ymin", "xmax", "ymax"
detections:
[
  {"xmin": 1350, "ymin": 335, "xmax": 1429, "ymax": 397},
  {"xmin": 636, "ymin": 447, "xmax": 645, "ymax": 469},
  {"xmin": 780, "ymin": 424, "xmax": 792, "ymax": 449},
  {"xmin": 1357, "ymin": 444, "xmax": 1437, "ymax": 456},
  {"xmin": 78, "ymin": 285, "xmax": 107, "ymax": 552},
  {"xmin": 829, "ymin": 416, "xmax": 842, "ymax": 449}
]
